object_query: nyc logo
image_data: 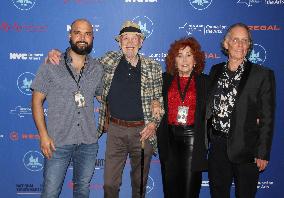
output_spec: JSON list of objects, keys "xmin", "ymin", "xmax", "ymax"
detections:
[
  {"xmin": 17, "ymin": 72, "xmax": 35, "ymax": 95},
  {"xmin": 12, "ymin": 0, "xmax": 36, "ymax": 11},
  {"xmin": 132, "ymin": 16, "xmax": 154, "ymax": 39},
  {"xmin": 189, "ymin": 0, "xmax": 213, "ymax": 10},
  {"xmin": 249, "ymin": 43, "xmax": 267, "ymax": 65}
]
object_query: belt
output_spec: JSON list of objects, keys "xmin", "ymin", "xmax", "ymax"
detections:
[
  {"xmin": 110, "ymin": 117, "xmax": 145, "ymax": 127},
  {"xmin": 212, "ymin": 128, "xmax": 228, "ymax": 138}
]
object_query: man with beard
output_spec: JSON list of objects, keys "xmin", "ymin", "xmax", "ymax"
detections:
[
  {"xmin": 31, "ymin": 19, "xmax": 104, "ymax": 198},
  {"xmin": 46, "ymin": 20, "xmax": 163, "ymax": 197}
]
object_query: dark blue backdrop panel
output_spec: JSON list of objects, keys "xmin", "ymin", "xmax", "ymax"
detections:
[{"xmin": 0, "ymin": 0, "xmax": 283, "ymax": 197}]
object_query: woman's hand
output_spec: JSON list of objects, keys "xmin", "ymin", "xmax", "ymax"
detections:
[{"xmin": 151, "ymin": 100, "xmax": 162, "ymax": 119}]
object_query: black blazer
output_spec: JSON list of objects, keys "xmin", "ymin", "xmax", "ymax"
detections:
[
  {"xmin": 157, "ymin": 72, "xmax": 209, "ymax": 171},
  {"xmin": 206, "ymin": 61, "xmax": 276, "ymax": 163}
]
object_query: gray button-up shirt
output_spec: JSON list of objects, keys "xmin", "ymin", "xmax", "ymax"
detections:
[{"xmin": 31, "ymin": 52, "xmax": 104, "ymax": 146}]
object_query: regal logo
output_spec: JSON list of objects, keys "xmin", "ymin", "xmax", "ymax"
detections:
[
  {"xmin": 205, "ymin": 52, "xmax": 221, "ymax": 59},
  {"xmin": 132, "ymin": 16, "xmax": 154, "ymax": 38},
  {"xmin": 12, "ymin": 0, "xmax": 36, "ymax": 11},
  {"xmin": 10, "ymin": 131, "xmax": 19, "ymax": 141},
  {"xmin": 248, "ymin": 25, "xmax": 281, "ymax": 31},
  {"xmin": 189, "ymin": 0, "xmax": 213, "ymax": 10},
  {"xmin": 249, "ymin": 43, "xmax": 267, "ymax": 65},
  {"xmin": 9, "ymin": 131, "xmax": 40, "ymax": 141},
  {"xmin": 17, "ymin": 72, "xmax": 35, "ymax": 96}
]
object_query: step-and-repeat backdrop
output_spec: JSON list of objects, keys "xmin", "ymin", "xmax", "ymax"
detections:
[{"xmin": 0, "ymin": 0, "xmax": 283, "ymax": 197}]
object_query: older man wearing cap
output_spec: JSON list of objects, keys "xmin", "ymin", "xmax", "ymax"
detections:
[
  {"xmin": 45, "ymin": 20, "xmax": 163, "ymax": 198},
  {"xmin": 97, "ymin": 20, "xmax": 164, "ymax": 198}
]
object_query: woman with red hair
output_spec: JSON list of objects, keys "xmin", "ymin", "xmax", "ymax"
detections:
[{"xmin": 155, "ymin": 37, "xmax": 209, "ymax": 197}]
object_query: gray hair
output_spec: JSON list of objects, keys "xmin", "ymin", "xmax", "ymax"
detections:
[{"xmin": 221, "ymin": 23, "xmax": 253, "ymax": 56}]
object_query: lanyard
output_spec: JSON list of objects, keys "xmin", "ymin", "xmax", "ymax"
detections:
[
  {"xmin": 64, "ymin": 52, "xmax": 85, "ymax": 89},
  {"xmin": 177, "ymin": 72, "xmax": 194, "ymax": 103}
]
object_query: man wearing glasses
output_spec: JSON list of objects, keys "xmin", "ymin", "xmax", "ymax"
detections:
[{"xmin": 206, "ymin": 23, "xmax": 276, "ymax": 198}]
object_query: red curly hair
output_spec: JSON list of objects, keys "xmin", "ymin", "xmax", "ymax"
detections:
[{"xmin": 166, "ymin": 37, "xmax": 205, "ymax": 75}]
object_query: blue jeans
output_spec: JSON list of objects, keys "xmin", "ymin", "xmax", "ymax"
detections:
[{"xmin": 41, "ymin": 143, "xmax": 98, "ymax": 198}]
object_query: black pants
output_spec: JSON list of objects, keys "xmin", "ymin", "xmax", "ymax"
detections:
[
  {"xmin": 208, "ymin": 131, "xmax": 259, "ymax": 198},
  {"xmin": 163, "ymin": 125, "xmax": 202, "ymax": 198}
]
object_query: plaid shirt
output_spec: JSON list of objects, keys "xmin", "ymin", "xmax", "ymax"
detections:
[{"xmin": 97, "ymin": 51, "xmax": 164, "ymax": 153}]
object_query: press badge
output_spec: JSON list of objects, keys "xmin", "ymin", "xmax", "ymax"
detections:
[
  {"xmin": 177, "ymin": 106, "xmax": 189, "ymax": 124},
  {"xmin": 74, "ymin": 91, "xmax": 86, "ymax": 108}
]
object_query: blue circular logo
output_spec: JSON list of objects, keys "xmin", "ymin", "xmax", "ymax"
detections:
[
  {"xmin": 146, "ymin": 175, "xmax": 155, "ymax": 193},
  {"xmin": 12, "ymin": 0, "xmax": 36, "ymax": 11},
  {"xmin": 23, "ymin": 150, "xmax": 44, "ymax": 172},
  {"xmin": 189, "ymin": 0, "xmax": 213, "ymax": 10},
  {"xmin": 17, "ymin": 72, "xmax": 35, "ymax": 95},
  {"xmin": 249, "ymin": 43, "xmax": 267, "ymax": 65},
  {"xmin": 132, "ymin": 16, "xmax": 154, "ymax": 39}
]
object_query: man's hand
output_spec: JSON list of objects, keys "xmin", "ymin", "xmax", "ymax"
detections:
[
  {"xmin": 140, "ymin": 122, "xmax": 156, "ymax": 142},
  {"xmin": 255, "ymin": 158, "xmax": 269, "ymax": 171},
  {"xmin": 44, "ymin": 49, "xmax": 62, "ymax": 65},
  {"xmin": 40, "ymin": 135, "xmax": 56, "ymax": 160}
]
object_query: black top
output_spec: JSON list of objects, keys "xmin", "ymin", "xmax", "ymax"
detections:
[{"xmin": 107, "ymin": 56, "xmax": 144, "ymax": 121}]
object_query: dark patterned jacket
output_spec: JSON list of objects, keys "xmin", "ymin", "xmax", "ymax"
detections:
[{"xmin": 206, "ymin": 61, "xmax": 276, "ymax": 163}]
